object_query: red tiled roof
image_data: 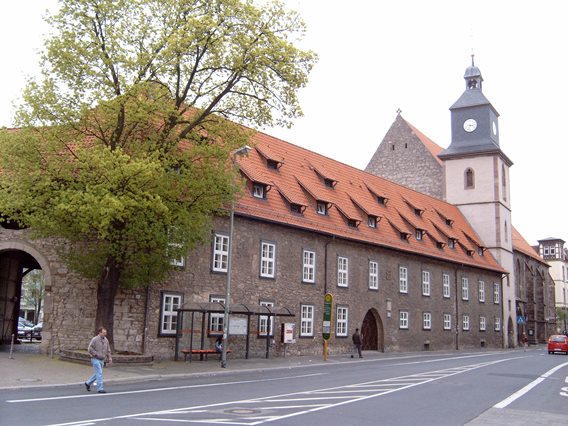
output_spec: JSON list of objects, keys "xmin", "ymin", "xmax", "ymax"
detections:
[
  {"xmin": 235, "ymin": 131, "xmax": 505, "ymax": 273},
  {"xmin": 404, "ymin": 119, "xmax": 444, "ymax": 166},
  {"xmin": 512, "ymin": 226, "xmax": 546, "ymax": 264}
]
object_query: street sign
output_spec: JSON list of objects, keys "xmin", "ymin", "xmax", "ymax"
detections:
[{"xmin": 323, "ymin": 293, "xmax": 333, "ymax": 340}]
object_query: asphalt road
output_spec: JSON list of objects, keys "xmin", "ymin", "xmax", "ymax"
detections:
[{"xmin": 2, "ymin": 349, "xmax": 568, "ymax": 425}]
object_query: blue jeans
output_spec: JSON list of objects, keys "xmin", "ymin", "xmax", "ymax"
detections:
[{"xmin": 86, "ymin": 358, "xmax": 105, "ymax": 391}]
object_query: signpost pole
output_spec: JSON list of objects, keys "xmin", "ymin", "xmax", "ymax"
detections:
[{"xmin": 322, "ymin": 293, "xmax": 333, "ymax": 361}]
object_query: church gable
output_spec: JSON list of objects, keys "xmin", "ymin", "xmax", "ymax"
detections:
[{"xmin": 365, "ymin": 114, "xmax": 444, "ymax": 199}]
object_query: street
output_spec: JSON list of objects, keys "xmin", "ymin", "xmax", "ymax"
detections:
[{"xmin": 2, "ymin": 348, "xmax": 568, "ymax": 425}]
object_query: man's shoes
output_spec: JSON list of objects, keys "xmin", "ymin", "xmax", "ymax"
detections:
[
  {"xmin": 84, "ymin": 382, "xmax": 91, "ymax": 392},
  {"xmin": 97, "ymin": 390, "xmax": 107, "ymax": 394}
]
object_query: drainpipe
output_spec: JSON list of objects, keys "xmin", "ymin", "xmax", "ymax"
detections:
[
  {"xmin": 454, "ymin": 266, "xmax": 461, "ymax": 350},
  {"xmin": 324, "ymin": 236, "xmax": 335, "ymax": 296},
  {"xmin": 501, "ymin": 273, "xmax": 509, "ymax": 348}
]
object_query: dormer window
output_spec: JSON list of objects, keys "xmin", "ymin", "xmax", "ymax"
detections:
[
  {"xmin": 446, "ymin": 218, "xmax": 453, "ymax": 226},
  {"xmin": 368, "ymin": 216, "xmax": 377, "ymax": 228},
  {"xmin": 400, "ymin": 232, "xmax": 410, "ymax": 241},
  {"xmin": 436, "ymin": 242, "xmax": 445, "ymax": 249},
  {"xmin": 267, "ymin": 159, "xmax": 279, "ymax": 170},
  {"xmin": 324, "ymin": 178, "xmax": 336, "ymax": 188},
  {"xmin": 291, "ymin": 203, "xmax": 303, "ymax": 214},
  {"xmin": 415, "ymin": 229, "xmax": 423, "ymax": 241},
  {"xmin": 467, "ymin": 249, "xmax": 474, "ymax": 257},
  {"xmin": 253, "ymin": 183, "xmax": 266, "ymax": 199},
  {"xmin": 448, "ymin": 238, "xmax": 456, "ymax": 249},
  {"xmin": 348, "ymin": 219, "xmax": 358, "ymax": 228},
  {"xmin": 477, "ymin": 247, "xmax": 484, "ymax": 256},
  {"xmin": 377, "ymin": 196, "xmax": 386, "ymax": 205},
  {"xmin": 316, "ymin": 201, "xmax": 328, "ymax": 215},
  {"xmin": 414, "ymin": 208, "xmax": 422, "ymax": 217}
]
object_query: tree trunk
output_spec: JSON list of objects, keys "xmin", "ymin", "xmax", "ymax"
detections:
[{"xmin": 95, "ymin": 256, "xmax": 121, "ymax": 349}]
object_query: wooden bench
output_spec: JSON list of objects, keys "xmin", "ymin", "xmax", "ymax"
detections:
[{"xmin": 181, "ymin": 348, "xmax": 232, "ymax": 362}]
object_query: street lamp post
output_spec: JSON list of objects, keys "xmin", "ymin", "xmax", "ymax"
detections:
[{"xmin": 221, "ymin": 145, "xmax": 251, "ymax": 368}]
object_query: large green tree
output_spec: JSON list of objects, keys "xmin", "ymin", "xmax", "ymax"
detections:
[{"xmin": 0, "ymin": 0, "xmax": 316, "ymax": 347}]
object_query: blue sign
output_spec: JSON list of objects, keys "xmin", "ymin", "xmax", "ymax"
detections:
[{"xmin": 517, "ymin": 316, "xmax": 526, "ymax": 324}]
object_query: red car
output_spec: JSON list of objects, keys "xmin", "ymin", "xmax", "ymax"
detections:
[{"xmin": 547, "ymin": 335, "xmax": 568, "ymax": 354}]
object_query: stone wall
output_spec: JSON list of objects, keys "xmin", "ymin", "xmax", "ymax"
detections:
[
  {"xmin": 1, "ymin": 214, "xmax": 504, "ymax": 360},
  {"xmin": 366, "ymin": 115, "xmax": 444, "ymax": 199}
]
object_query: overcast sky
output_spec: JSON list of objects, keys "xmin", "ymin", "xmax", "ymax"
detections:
[{"xmin": 1, "ymin": 0, "xmax": 566, "ymax": 246}]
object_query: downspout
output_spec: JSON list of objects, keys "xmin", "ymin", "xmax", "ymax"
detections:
[
  {"xmin": 454, "ymin": 266, "xmax": 461, "ymax": 350},
  {"xmin": 324, "ymin": 236, "xmax": 336, "ymax": 296},
  {"xmin": 501, "ymin": 272, "xmax": 509, "ymax": 348}
]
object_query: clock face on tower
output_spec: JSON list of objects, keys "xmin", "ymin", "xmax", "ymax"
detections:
[{"xmin": 463, "ymin": 118, "xmax": 477, "ymax": 132}]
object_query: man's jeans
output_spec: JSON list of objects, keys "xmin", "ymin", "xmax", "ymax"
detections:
[{"xmin": 86, "ymin": 358, "xmax": 104, "ymax": 391}]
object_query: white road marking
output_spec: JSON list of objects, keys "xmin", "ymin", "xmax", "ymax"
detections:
[
  {"xmin": 493, "ymin": 362, "xmax": 568, "ymax": 408},
  {"xmin": 7, "ymin": 373, "xmax": 324, "ymax": 403}
]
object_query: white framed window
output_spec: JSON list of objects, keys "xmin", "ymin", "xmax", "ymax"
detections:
[
  {"xmin": 213, "ymin": 234, "xmax": 229, "ymax": 272},
  {"xmin": 415, "ymin": 229, "xmax": 423, "ymax": 241},
  {"xmin": 478, "ymin": 281, "xmax": 485, "ymax": 302},
  {"xmin": 399, "ymin": 311, "xmax": 409, "ymax": 329},
  {"xmin": 494, "ymin": 316, "xmax": 501, "ymax": 331},
  {"xmin": 422, "ymin": 271, "xmax": 431, "ymax": 296},
  {"xmin": 462, "ymin": 314, "xmax": 470, "ymax": 331},
  {"xmin": 316, "ymin": 201, "xmax": 327, "ymax": 215},
  {"xmin": 337, "ymin": 256, "xmax": 349, "ymax": 287},
  {"xmin": 462, "ymin": 277, "xmax": 469, "ymax": 300},
  {"xmin": 253, "ymin": 183, "xmax": 265, "ymax": 199},
  {"xmin": 159, "ymin": 292, "xmax": 182, "ymax": 335},
  {"xmin": 302, "ymin": 250, "xmax": 316, "ymax": 283},
  {"xmin": 336, "ymin": 306, "xmax": 348, "ymax": 337},
  {"xmin": 493, "ymin": 283, "xmax": 500, "ymax": 304},
  {"xmin": 399, "ymin": 266, "xmax": 408, "ymax": 293},
  {"xmin": 479, "ymin": 316, "xmax": 486, "ymax": 331},
  {"xmin": 209, "ymin": 296, "xmax": 225, "ymax": 334},
  {"xmin": 443, "ymin": 273, "xmax": 451, "ymax": 298},
  {"xmin": 443, "ymin": 313, "xmax": 452, "ymax": 330},
  {"xmin": 260, "ymin": 242, "xmax": 276, "ymax": 278},
  {"xmin": 369, "ymin": 261, "xmax": 379, "ymax": 290},
  {"xmin": 259, "ymin": 301, "xmax": 274, "ymax": 337},
  {"xmin": 368, "ymin": 216, "xmax": 377, "ymax": 228},
  {"xmin": 423, "ymin": 312, "xmax": 432, "ymax": 330},
  {"xmin": 448, "ymin": 238, "xmax": 455, "ymax": 249},
  {"xmin": 168, "ymin": 227, "xmax": 185, "ymax": 267},
  {"xmin": 300, "ymin": 304, "xmax": 315, "ymax": 336}
]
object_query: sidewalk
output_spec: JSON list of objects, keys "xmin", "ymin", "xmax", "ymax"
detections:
[{"xmin": 0, "ymin": 344, "xmax": 350, "ymax": 390}]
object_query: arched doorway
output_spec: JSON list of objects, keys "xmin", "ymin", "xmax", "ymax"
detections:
[
  {"xmin": 361, "ymin": 309, "xmax": 384, "ymax": 352},
  {"xmin": 0, "ymin": 242, "xmax": 50, "ymax": 345}
]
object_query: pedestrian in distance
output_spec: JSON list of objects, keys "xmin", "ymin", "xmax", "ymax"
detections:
[
  {"xmin": 352, "ymin": 328, "xmax": 363, "ymax": 358},
  {"xmin": 84, "ymin": 326, "xmax": 112, "ymax": 394},
  {"xmin": 522, "ymin": 333, "xmax": 528, "ymax": 352},
  {"xmin": 215, "ymin": 335, "xmax": 223, "ymax": 353}
]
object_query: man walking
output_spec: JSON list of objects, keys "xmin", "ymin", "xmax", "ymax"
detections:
[
  {"xmin": 352, "ymin": 328, "xmax": 363, "ymax": 358},
  {"xmin": 85, "ymin": 327, "xmax": 112, "ymax": 393}
]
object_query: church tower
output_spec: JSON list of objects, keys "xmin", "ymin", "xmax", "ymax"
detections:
[{"xmin": 439, "ymin": 57, "xmax": 517, "ymax": 347}]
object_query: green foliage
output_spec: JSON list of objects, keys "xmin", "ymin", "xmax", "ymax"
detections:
[{"xmin": 0, "ymin": 0, "xmax": 316, "ymax": 290}]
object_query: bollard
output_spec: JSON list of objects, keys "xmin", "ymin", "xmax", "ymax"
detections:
[{"xmin": 9, "ymin": 334, "xmax": 15, "ymax": 359}]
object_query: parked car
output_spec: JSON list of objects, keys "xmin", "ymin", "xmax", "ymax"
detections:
[
  {"xmin": 17, "ymin": 317, "xmax": 42, "ymax": 341},
  {"xmin": 547, "ymin": 334, "xmax": 568, "ymax": 354}
]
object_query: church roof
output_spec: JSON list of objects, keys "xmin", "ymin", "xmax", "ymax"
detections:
[
  {"xmin": 235, "ymin": 130, "xmax": 505, "ymax": 273},
  {"xmin": 512, "ymin": 227, "xmax": 548, "ymax": 265}
]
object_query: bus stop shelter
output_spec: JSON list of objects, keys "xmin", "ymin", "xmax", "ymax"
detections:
[{"xmin": 174, "ymin": 302, "xmax": 294, "ymax": 361}]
